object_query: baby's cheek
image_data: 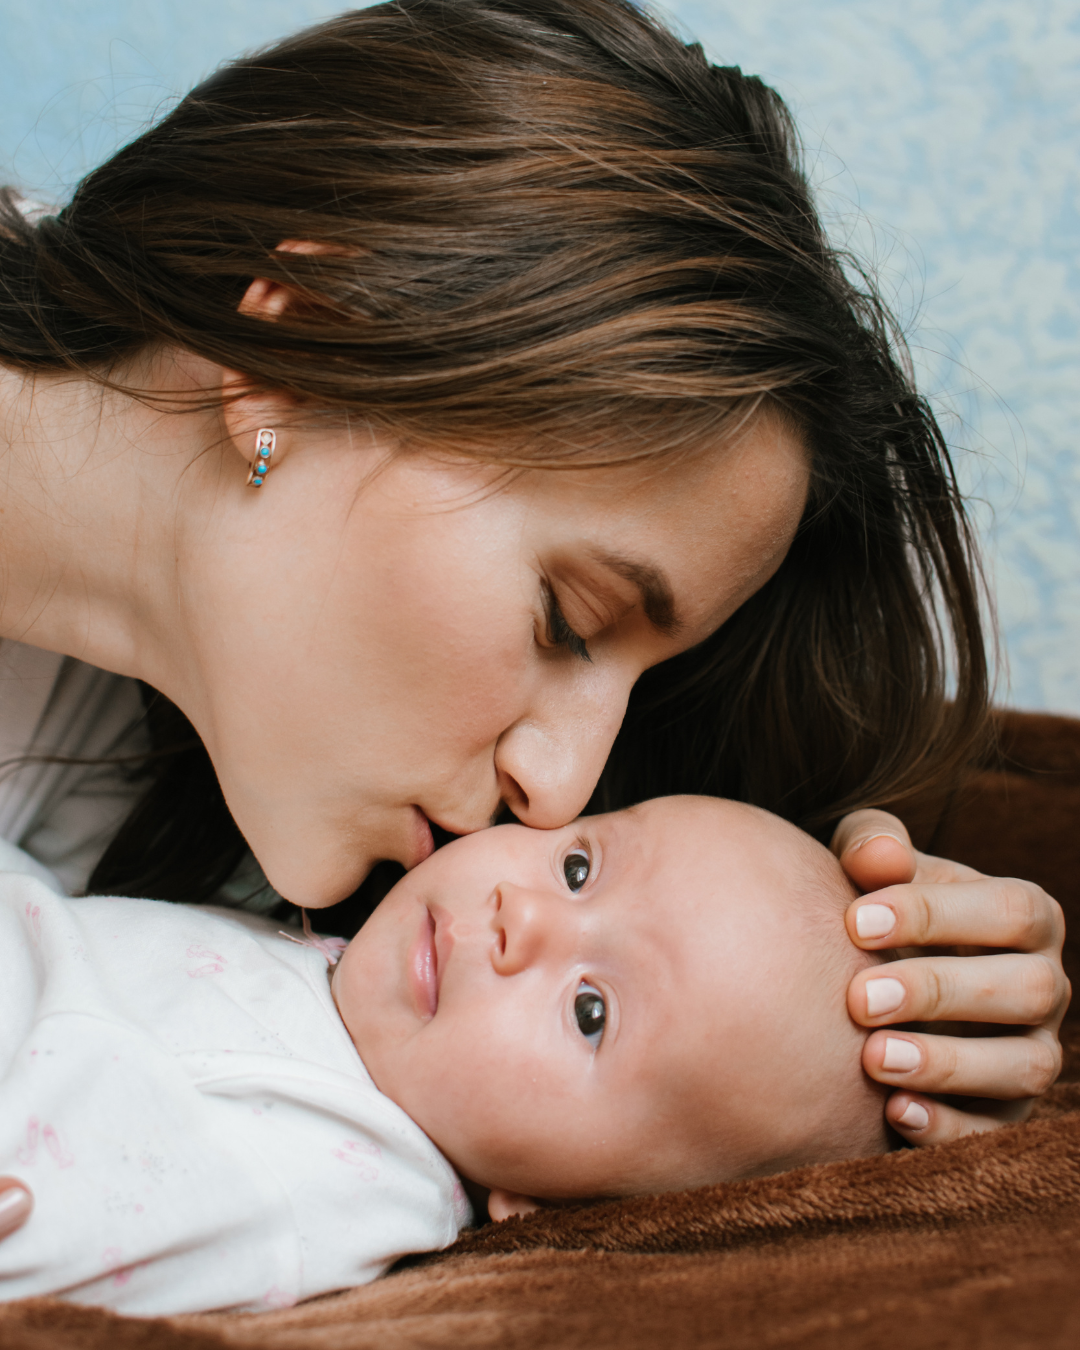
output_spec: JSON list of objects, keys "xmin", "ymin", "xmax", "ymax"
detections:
[{"xmin": 397, "ymin": 1034, "xmax": 496, "ymax": 1145}]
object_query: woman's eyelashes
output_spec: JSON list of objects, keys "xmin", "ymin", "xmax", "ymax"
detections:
[
  {"xmin": 542, "ymin": 583, "xmax": 591, "ymax": 663},
  {"xmin": 563, "ymin": 847, "xmax": 590, "ymax": 892},
  {"xmin": 574, "ymin": 982, "xmax": 606, "ymax": 1048}
]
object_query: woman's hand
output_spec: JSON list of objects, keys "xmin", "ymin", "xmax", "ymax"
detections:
[
  {"xmin": 0, "ymin": 1179, "xmax": 32, "ymax": 1238},
  {"xmin": 833, "ymin": 809, "xmax": 1070, "ymax": 1146}
]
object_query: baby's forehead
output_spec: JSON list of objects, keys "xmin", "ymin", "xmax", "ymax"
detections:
[
  {"xmin": 597, "ymin": 800, "xmax": 874, "ymax": 1178},
  {"xmin": 622, "ymin": 795, "xmax": 822, "ymax": 877},
  {"xmin": 613, "ymin": 796, "xmax": 855, "ymax": 949}
]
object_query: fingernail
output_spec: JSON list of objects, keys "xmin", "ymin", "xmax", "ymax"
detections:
[
  {"xmin": 850, "ymin": 832, "xmax": 906, "ymax": 855},
  {"xmin": 896, "ymin": 1101, "xmax": 930, "ymax": 1131},
  {"xmin": 865, "ymin": 977, "xmax": 905, "ymax": 1017},
  {"xmin": 855, "ymin": 904, "xmax": 896, "ymax": 939},
  {"xmin": 0, "ymin": 1187, "xmax": 31, "ymax": 1231},
  {"xmin": 882, "ymin": 1037, "xmax": 921, "ymax": 1072}
]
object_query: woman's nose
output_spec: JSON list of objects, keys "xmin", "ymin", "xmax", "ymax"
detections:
[
  {"xmin": 494, "ymin": 666, "xmax": 633, "ymax": 829},
  {"xmin": 491, "ymin": 883, "xmax": 573, "ymax": 976}
]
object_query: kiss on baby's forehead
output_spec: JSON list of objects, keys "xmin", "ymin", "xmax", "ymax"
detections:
[
  {"xmin": 0, "ymin": 802, "xmax": 886, "ymax": 1315},
  {"xmin": 333, "ymin": 795, "xmax": 891, "ymax": 1212}
]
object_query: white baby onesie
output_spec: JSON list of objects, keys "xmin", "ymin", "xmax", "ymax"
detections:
[{"xmin": 0, "ymin": 844, "xmax": 471, "ymax": 1316}]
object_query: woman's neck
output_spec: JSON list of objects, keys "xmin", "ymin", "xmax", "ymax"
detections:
[{"xmin": 0, "ymin": 349, "xmax": 226, "ymax": 695}]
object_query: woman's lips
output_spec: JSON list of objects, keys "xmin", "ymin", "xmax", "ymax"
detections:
[{"xmin": 408, "ymin": 909, "xmax": 439, "ymax": 1019}]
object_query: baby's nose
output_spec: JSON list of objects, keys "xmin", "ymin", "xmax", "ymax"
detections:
[{"xmin": 491, "ymin": 884, "xmax": 572, "ymax": 975}]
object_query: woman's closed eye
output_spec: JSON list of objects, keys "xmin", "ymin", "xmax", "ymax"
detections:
[
  {"xmin": 574, "ymin": 981, "xmax": 606, "ymax": 1048},
  {"xmin": 542, "ymin": 583, "xmax": 591, "ymax": 663}
]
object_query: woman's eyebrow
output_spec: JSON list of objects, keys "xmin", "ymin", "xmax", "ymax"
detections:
[{"xmin": 588, "ymin": 549, "xmax": 682, "ymax": 636}]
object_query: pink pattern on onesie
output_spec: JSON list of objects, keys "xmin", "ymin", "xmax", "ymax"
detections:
[
  {"xmin": 15, "ymin": 1117, "xmax": 39, "ymax": 1166},
  {"xmin": 450, "ymin": 1179, "xmax": 471, "ymax": 1222},
  {"xmin": 101, "ymin": 1248, "xmax": 142, "ymax": 1287},
  {"xmin": 43, "ymin": 1123, "xmax": 74, "ymax": 1168},
  {"xmin": 17, "ymin": 1118, "xmax": 74, "ymax": 1168},
  {"xmin": 24, "ymin": 902, "xmax": 41, "ymax": 944},
  {"xmin": 331, "ymin": 1140, "xmax": 381, "ymax": 1180},
  {"xmin": 185, "ymin": 943, "xmax": 226, "ymax": 977}
]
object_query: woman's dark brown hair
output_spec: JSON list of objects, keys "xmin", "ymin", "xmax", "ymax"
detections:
[{"xmin": 0, "ymin": 0, "xmax": 988, "ymax": 924}]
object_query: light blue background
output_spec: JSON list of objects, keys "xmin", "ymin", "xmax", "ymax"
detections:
[{"xmin": 2, "ymin": 1, "xmax": 1077, "ymax": 712}]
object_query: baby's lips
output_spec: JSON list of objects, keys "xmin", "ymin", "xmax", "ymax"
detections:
[
  {"xmin": 407, "ymin": 909, "xmax": 439, "ymax": 1019},
  {"xmin": 432, "ymin": 907, "xmax": 455, "ymax": 1004}
]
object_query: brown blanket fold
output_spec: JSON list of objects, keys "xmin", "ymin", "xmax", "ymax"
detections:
[{"xmin": 3, "ymin": 708, "xmax": 1079, "ymax": 1349}]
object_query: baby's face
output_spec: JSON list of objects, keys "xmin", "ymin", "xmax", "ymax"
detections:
[{"xmin": 332, "ymin": 797, "xmax": 887, "ymax": 1201}]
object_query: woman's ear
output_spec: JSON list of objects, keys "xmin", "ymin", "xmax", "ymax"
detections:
[
  {"xmin": 222, "ymin": 239, "xmax": 353, "ymax": 468},
  {"xmin": 237, "ymin": 238, "xmax": 343, "ymax": 322},
  {"xmin": 486, "ymin": 1188, "xmax": 542, "ymax": 1222},
  {"xmin": 218, "ymin": 371, "xmax": 294, "ymax": 471}
]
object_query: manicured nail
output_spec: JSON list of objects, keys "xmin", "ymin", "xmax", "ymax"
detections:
[
  {"xmin": 865, "ymin": 977, "xmax": 905, "ymax": 1017},
  {"xmin": 896, "ymin": 1101, "xmax": 930, "ymax": 1131},
  {"xmin": 882, "ymin": 1037, "xmax": 921, "ymax": 1072},
  {"xmin": 850, "ymin": 832, "xmax": 906, "ymax": 855},
  {"xmin": 855, "ymin": 904, "xmax": 896, "ymax": 939},
  {"xmin": 0, "ymin": 1186, "xmax": 31, "ymax": 1232}
]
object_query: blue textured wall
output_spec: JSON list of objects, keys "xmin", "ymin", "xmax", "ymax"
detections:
[{"xmin": 2, "ymin": 1, "xmax": 1077, "ymax": 712}]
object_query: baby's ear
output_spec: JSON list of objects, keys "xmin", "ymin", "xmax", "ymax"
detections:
[{"xmin": 486, "ymin": 1188, "xmax": 541, "ymax": 1222}]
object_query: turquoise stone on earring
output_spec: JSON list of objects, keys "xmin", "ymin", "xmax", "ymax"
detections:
[{"xmin": 247, "ymin": 428, "xmax": 276, "ymax": 489}]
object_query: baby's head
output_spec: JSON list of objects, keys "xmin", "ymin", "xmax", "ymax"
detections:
[{"xmin": 332, "ymin": 797, "xmax": 890, "ymax": 1212}]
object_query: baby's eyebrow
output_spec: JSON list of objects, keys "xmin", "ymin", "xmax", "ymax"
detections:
[{"xmin": 588, "ymin": 548, "xmax": 682, "ymax": 637}]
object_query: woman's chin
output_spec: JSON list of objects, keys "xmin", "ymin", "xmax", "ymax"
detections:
[{"xmin": 259, "ymin": 843, "xmax": 375, "ymax": 908}]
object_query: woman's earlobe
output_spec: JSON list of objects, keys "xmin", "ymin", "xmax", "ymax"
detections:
[
  {"xmin": 486, "ymin": 1187, "xmax": 541, "ymax": 1222},
  {"xmin": 219, "ymin": 370, "xmax": 294, "ymax": 475}
]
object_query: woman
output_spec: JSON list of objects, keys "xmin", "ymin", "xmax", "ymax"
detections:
[{"xmin": 0, "ymin": 0, "xmax": 1066, "ymax": 1240}]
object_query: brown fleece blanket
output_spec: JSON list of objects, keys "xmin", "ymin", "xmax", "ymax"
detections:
[{"xmin": 3, "ymin": 708, "xmax": 1079, "ymax": 1350}]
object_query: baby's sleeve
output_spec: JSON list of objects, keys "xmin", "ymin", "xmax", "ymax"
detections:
[{"xmin": 0, "ymin": 880, "xmax": 301, "ymax": 1314}]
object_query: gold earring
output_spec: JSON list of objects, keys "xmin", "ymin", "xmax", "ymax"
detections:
[{"xmin": 246, "ymin": 429, "xmax": 276, "ymax": 488}]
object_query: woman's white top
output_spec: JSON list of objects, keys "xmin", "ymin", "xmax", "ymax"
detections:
[
  {"xmin": 0, "ymin": 639, "xmax": 274, "ymax": 908},
  {"xmin": 0, "ymin": 639, "xmax": 148, "ymax": 895},
  {"xmin": 0, "ymin": 842, "xmax": 470, "ymax": 1315}
]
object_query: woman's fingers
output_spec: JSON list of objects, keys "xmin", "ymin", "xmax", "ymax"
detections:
[
  {"xmin": 846, "ymin": 876, "xmax": 1066, "ymax": 955},
  {"xmin": 831, "ymin": 809, "xmax": 918, "ymax": 892},
  {"xmin": 910, "ymin": 853, "xmax": 988, "ymax": 885},
  {"xmin": 885, "ymin": 1092, "xmax": 1033, "ymax": 1146},
  {"xmin": 0, "ymin": 1180, "xmax": 32, "ymax": 1237},
  {"xmin": 832, "ymin": 808, "xmax": 987, "ymax": 890},
  {"xmin": 836, "ymin": 812, "xmax": 1069, "ymax": 1146},
  {"xmin": 849, "ymin": 953, "xmax": 1069, "ymax": 1029},
  {"xmin": 864, "ymin": 1026, "xmax": 1063, "ymax": 1099},
  {"xmin": 847, "ymin": 879, "xmax": 1068, "ymax": 1141}
]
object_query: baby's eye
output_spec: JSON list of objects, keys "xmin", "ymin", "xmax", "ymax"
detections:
[
  {"xmin": 563, "ymin": 848, "xmax": 590, "ymax": 892},
  {"xmin": 574, "ymin": 982, "xmax": 606, "ymax": 1048}
]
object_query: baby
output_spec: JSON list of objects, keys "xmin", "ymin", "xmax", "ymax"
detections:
[{"xmin": 0, "ymin": 797, "xmax": 890, "ymax": 1315}]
